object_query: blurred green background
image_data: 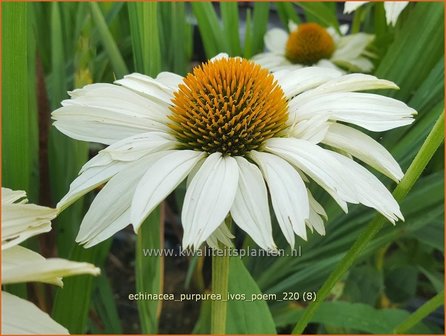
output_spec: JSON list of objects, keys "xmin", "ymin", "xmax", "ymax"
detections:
[{"xmin": 2, "ymin": 2, "xmax": 444, "ymax": 334}]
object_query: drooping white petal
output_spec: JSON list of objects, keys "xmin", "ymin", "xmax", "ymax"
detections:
[
  {"xmin": 131, "ymin": 150, "xmax": 205, "ymax": 232},
  {"xmin": 206, "ymin": 223, "xmax": 234, "ymax": 250},
  {"xmin": 57, "ymin": 160, "xmax": 127, "ymax": 212},
  {"xmin": 57, "ymin": 132, "xmax": 177, "ymax": 212},
  {"xmin": 230, "ymin": 157, "xmax": 276, "ymax": 250},
  {"xmin": 384, "ymin": 1, "xmax": 409, "ymax": 25},
  {"xmin": 264, "ymin": 28, "xmax": 289, "ymax": 54},
  {"xmin": 2, "ymin": 245, "xmax": 100, "ymax": 286},
  {"xmin": 2, "ymin": 204, "xmax": 55, "ymax": 250},
  {"xmin": 323, "ymin": 123, "xmax": 404, "ymax": 182},
  {"xmin": 306, "ymin": 191, "xmax": 327, "ymax": 236},
  {"xmin": 328, "ymin": 151, "xmax": 404, "ymax": 223},
  {"xmin": 344, "ymin": 1, "xmax": 368, "ymax": 13},
  {"xmin": 2, "ymin": 291, "xmax": 69, "ymax": 334},
  {"xmin": 289, "ymin": 92, "xmax": 416, "ymax": 132},
  {"xmin": 274, "ymin": 67, "xmax": 343, "ymax": 99},
  {"xmin": 114, "ymin": 73, "xmax": 177, "ymax": 103},
  {"xmin": 76, "ymin": 153, "xmax": 165, "ymax": 247},
  {"xmin": 2, "ymin": 188, "xmax": 27, "ymax": 204},
  {"xmin": 250, "ymin": 151, "xmax": 309, "ymax": 245},
  {"xmin": 182, "ymin": 153, "xmax": 239, "ymax": 250},
  {"xmin": 265, "ymin": 138, "xmax": 354, "ymax": 212}
]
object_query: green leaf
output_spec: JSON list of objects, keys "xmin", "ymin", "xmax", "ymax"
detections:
[
  {"xmin": 47, "ymin": 2, "xmax": 89, "ymax": 257},
  {"xmin": 251, "ymin": 2, "xmax": 270, "ymax": 56},
  {"xmin": 91, "ymin": 274, "xmax": 123, "ymax": 334},
  {"xmin": 385, "ymin": 265, "xmax": 418, "ymax": 303},
  {"xmin": 2, "ymin": 2, "xmax": 34, "ymax": 194},
  {"xmin": 52, "ymin": 240, "xmax": 112, "ymax": 333},
  {"xmin": 342, "ymin": 265, "xmax": 382, "ymax": 305},
  {"xmin": 158, "ymin": 2, "xmax": 189, "ymax": 75},
  {"xmin": 226, "ymin": 257, "xmax": 276, "ymax": 334},
  {"xmin": 221, "ymin": 2, "xmax": 242, "ymax": 56},
  {"xmin": 90, "ymin": 2, "xmax": 128, "ymax": 78},
  {"xmin": 128, "ymin": 2, "xmax": 161, "ymax": 76},
  {"xmin": 191, "ymin": 2, "xmax": 225, "ymax": 59},
  {"xmin": 282, "ymin": 301, "xmax": 433, "ymax": 334},
  {"xmin": 296, "ymin": 2, "xmax": 340, "ymax": 32},
  {"xmin": 375, "ymin": 2, "xmax": 444, "ymax": 101},
  {"xmin": 275, "ymin": 2, "xmax": 300, "ymax": 30},
  {"xmin": 135, "ymin": 206, "xmax": 164, "ymax": 333}
]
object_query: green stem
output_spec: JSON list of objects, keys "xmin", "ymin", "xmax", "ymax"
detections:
[
  {"xmin": 350, "ymin": 7, "xmax": 363, "ymax": 34},
  {"xmin": 211, "ymin": 246, "xmax": 230, "ymax": 334},
  {"xmin": 393, "ymin": 290, "xmax": 444, "ymax": 334},
  {"xmin": 292, "ymin": 112, "xmax": 444, "ymax": 334}
]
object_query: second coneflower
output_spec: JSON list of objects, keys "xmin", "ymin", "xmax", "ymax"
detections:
[
  {"xmin": 53, "ymin": 55, "xmax": 415, "ymax": 250},
  {"xmin": 253, "ymin": 22, "xmax": 375, "ymax": 73}
]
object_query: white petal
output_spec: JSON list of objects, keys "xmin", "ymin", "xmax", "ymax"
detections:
[
  {"xmin": 76, "ymin": 153, "xmax": 165, "ymax": 247},
  {"xmin": 306, "ymin": 191, "xmax": 327, "ymax": 236},
  {"xmin": 2, "ymin": 245, "xmax": 99, "ymax": 286},
  {"xmin": 131, "ymin": 150, "xmax": 204, "ymax": 232},
  {"xmin": 274, "ymin": 67, "xmax": 343, "ymax": 99},
  {"xmin": 2, "ymin": 204, "xmax": 55, "ymax": 250},
  {"xmin": 333, "ymin": 33, "xmax": 374, "ymax": 58},
  {"xmin": 250, "ymin": 151, "xmax": 309, "ymax": 245},
  {"xmin": 206, "ymin": 223, "xmax": 234, "ymax": 249},
  {"xmin": 53, "ymin": 105, "xmax": 169, "ymax": 145},
  {"xmin": 230, "ymin": 157, "xmax": 276, "ymax": 250},
  {"xmin": 264, "ymin": 28, "xmax": 289, "ymax": 54},
  {"xmin": 252, "ymin": 52, "xmax": 293, "ymax": 72},
  {"xmin": 57, "ymin": 132, "xmax": 177, "ymax": 212},
  {"xmin": 210, "ymin": 53, "xmax": 229, "ymax": 61},
  {"xmin": 297, "ymin": 73, "xmax": 398, "ymax": 98},
  {"xmin": 265, "ymin": 138, "xmax": 354, "ymax": 211},
  {"xmin": 1, "ymin": 188, "xmax": 27, "ymax": 204},
  {"xmin": 344, "ymin": 1, "xmax": 368, "ymax": 13},
  {"xmin": 323, "ymin": 123, "xmax": 403, "ymax": 181},
  {"xmin": 289, "ymin": 92, "xmax": 416, "ymax": 132},
  {"xmin": 182, "ymin": 153, "xmax": 239, "ymax": 250},
  {"xmin": 64, "ymin": 83, "xmax": 169, "ymax": 121},
  {"xmin": 286, "ymin": 115, "xmax": 329, "ymax": 144},
  {"xmin": 2, "ymin": 291, "xmax": 69, "ymax": 334},
  {"xmin": 155, "ymin": 71, "xmax": 184, "ymax": 92},
  {"xmin": 384, "ymin": 1, "xmax": 409, "ymax": 25},
  {"xmin": 328, "ymin": 151, "xmax": 404, "ymax": 223},
  {"xmin": 115, "ymin": 72, "xmax": 177, "ymax": 102}
]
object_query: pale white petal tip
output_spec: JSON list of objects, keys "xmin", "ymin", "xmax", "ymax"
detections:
[{"xmin": 211, "ymin": 53, "xmax": 229, "ymax": 61}]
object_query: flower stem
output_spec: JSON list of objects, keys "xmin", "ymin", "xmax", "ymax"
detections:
[
  {"xmin": 211, "ymin": 246, "xmax": 230, "ymax": 334},
  {"xmin": 393, "ymin": 290, "xmax": 444, "ymax": 334},
  {"xmin": 292, "ymin": 111, "xmax": 444, "ymax": 334}
]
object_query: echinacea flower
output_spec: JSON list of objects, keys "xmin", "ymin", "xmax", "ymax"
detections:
[
  {"xmin": 252, "ymin": 22, "xmax": 375, "ymax": 73},
  {"xmin": 2, "ymin": 187, "xmax": 100, "ymax": 334},
  {"xmin": 53, "ymin": 55, "xmax": 415, "ymax": 251},
  {"xmin": 344, "ymin": 1, "xmax": 409, "ymax": 26}
]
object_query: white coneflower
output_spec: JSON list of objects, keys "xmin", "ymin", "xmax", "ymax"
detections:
[
  {"xmin": 2, "ymin": 188, "xmax": 100, "ymax": 334},
  {"xmin": 252, "ymin": 22, "xmax": 375, "ymax": 73},
  {"xmin": 53, "ymin": 55, "xmax": 415, "ymax": 251},
  {"xmin": 344, "ymin": 1, "xmax": 409, "ymax": 26}
]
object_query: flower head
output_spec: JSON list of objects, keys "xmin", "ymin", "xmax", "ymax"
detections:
[
  {"xmin": 344, "ymin": 1, "xmax": 409, "ymax": 26},
  {"xmin": 1, "ymin": 187, "xmax": 100, "ymax": 334},
  {"xmin": 253, "ymin": 22, "xmax": 375, "ymax": 73},
  {"xmin": 53, "ymin": 55, "xmax": 415, "ymax": 251}
]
